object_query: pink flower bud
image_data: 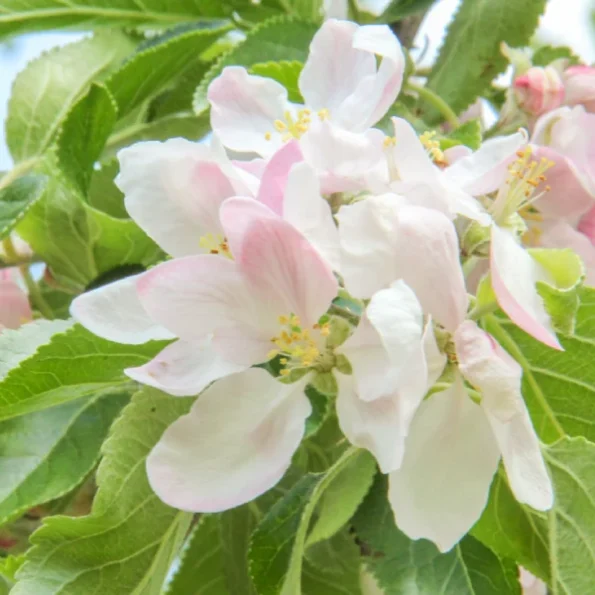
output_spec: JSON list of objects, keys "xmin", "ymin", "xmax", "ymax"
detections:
[
  {"xmin": 563, "ymin": 65, "xmax": 595, "ymax": 112},
  {"xmin": 513, "ymin": 66, "xmax": 565, "ymax": 116}
]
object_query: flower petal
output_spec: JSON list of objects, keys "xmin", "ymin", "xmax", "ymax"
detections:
[
  {"xmin": 0, "ymin": 270, "xmax": 31, "ymax": 330},
  {"xmin": 125, "ymin": 336, "xmax": 246, "ymax": 397},
  {"xmin": 490, "ymin": 225, "xmax": 561, "ymax": 349},
  {"xmin": 282, "ymin": 162, "xmax": 341, "ymax": 270},
  {"xmin": 70, "ymin": 274, "xmax": 174, "ymax": 344},
  {"xmin": 257, "ymin": 141, "xmax": 304, "ymax": 215},
  {"xmin": 336, "ymin": 373, "xmax": 408, "ymax": 473},
  {"xmin": 388, "ymin": 379, "xmax": 501, "ymax": 552},
  {"xmin": 147, "ymin": 368, "xmax": 311, "ymax": 512},
  {"xmin": 208, "ymin": 66, "xmax": 288, "ymax": 156},
  {"xmin": 445, "ymin": 131, "xmax": 527, "ymax": 196}
]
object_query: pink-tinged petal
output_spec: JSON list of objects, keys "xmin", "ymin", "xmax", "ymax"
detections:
[
  {"xmin": 513, "ymin": 66, "xmax": 565, "ymax": 116},
  {"xmin": 445, "ymin": 131, "xmax": 527, "ymax": 196},
  {"xmin": 147, "ymin": 368, "xmax": 311, "ymax": 512},
  {"xmin": 393, "ymin": 206, "xmax": 468, "ymax": 331},
  {"xmin": 300, "ymin": 121, "xmax": 387, "ymax": 193},
  {"xmin": 208, "ymin": 66, "xmax": 289, "ymax": 157},
  {"xmin": 520, "ymin": 568, "xmax": 548, "ymax": 595},
  {"xmin": 125, "ymin": 336, "xmax": 246, "ymax": 397},
  {"xmin": 389, "ymin": 117, "xmax": 437, "ymax": 182},
  {"xmin": 299, "ymin": 20, "xmax": 375, "ymax": 119},
  {"xmin": 540, "ymin": 220, "xmax": 595, "ymax": 285},
  {"xmin": 233, "ymin": 157, "xmax": 267, "ymax": 179},
  {"xmin": 338, "ymin": 24, "xmax": 405, "ymax": 129},
  {"xmin": 564, "ymin": 65, "xmax": 595, "ymax": 111},
  {"xmin": 388, "ymin": 378, "xmax": 501, "ymax": 552},
  {"xmin": 340, "ymin": 280, "xmax": 425, "ymax": 403},
  {"xmin": 337, "ymin": 193, "xmax": 407, "ymax": 298},
  {"xmin": 443, "ymin": 145, "xmax": 472, "ymax": 164},
  {"xmin": 257, "ymin": 141, "xmax": 303, "ymax": 215},
  {"xmin": 490, "ymin": 225, "xmax": 561, "ymax": 349},
  {"xmin": 221, "ymin": 198, "xmax": 338, "ymax": 328},
  {"xmin": 70, "ymin": 274, "xmax": 174, "ymax": 344},
  {"xmin": 0, "ymin": 269, "xmax": 31, "ymax": 330},
  {"xmin": 282, "ymin": 162, "xmax": 340, "ymax": 270},
  {"xmin": 336, "ymin": 373, "xmax": 408, "ymax": 473},
  {"xmin": 531, "ymin": 146, "xmax": 595, "ymax": 221},
  {"xmin": 137, "ymin": 256, "xmax": 250, "ymax": 340}
]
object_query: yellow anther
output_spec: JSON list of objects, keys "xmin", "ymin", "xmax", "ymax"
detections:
[
  {"xmin": 267, "ymin": 349, "xmax": 279, "ymax": 359},
  {"xmin": 199, "ymin": 233, "xmax": 232, "ymax": 258},
  {"xmin": 280, "ymin": 358, "xmax": 288, "ymax": 365},
  {"xmin": 274, "ymin": 120, "xmax": 287, "ymax": 132},
  {"xmin": 383, "ymin": 136, "xmax": 397, "ymax": 148},
  {"xmin": 318, "ymin": 108, "xmax": 330, "ymax": 121},
  {"xmin": 280, "ymin": 369, "xmax": 290, "ymax": 376},
  {"xmin": 264, "ymin": 132, "xmax": 272, "ymax": 141},
  {"xmin": 420, "ymin": 130, "xmax": 447, "ymax": 167},
  {"xmin": 278, "ymin": 315, "xmax": 289, "ymax": 324}
]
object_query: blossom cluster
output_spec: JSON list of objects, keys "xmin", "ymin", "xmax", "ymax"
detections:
[{"xmin": 70, "ymin": 19, "xmax": 595, "ymax": 552}]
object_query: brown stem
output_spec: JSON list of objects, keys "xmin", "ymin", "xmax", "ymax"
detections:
[{"xmin": 390, "ymin": 12, "xmax": 427, "ymax": 49}]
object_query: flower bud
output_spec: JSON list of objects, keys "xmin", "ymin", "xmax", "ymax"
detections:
[
  {"xmin": 563, "ymin": 65, "xmax": 595, "ymax": 113},
  {"xmin": 513, "ymin": 66, "xmax": 565, "ymax": 116},
  {"xmin": 461, "ymin": 221, "xmax": 491, "ymax": 258}
]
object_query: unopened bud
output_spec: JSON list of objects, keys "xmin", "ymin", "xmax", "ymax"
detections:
[
  {"xmin": 462, "ymin": 221, "xmax": 491, "ymax": 258},
  {"xmin": 513, "ymin": 66, "xmax": 565, "ymax": 116},
  {"xmin": 563, "ymin": 65, "xmax": 595, "ymax": 113}
]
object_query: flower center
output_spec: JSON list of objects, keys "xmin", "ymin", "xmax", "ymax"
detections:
[
  {"xmin": 264, "ymin": 108, "xmax": 330, "ymax": 142},
  {"xmin": 268, "ymin": 314, "xmax": 330, "ymax": 375},
  {"xmin": 198, "ymin": 233, "xmax": 232, "ymax": 258},
  {"xmin": 491, "ymin": 147, "xmax": 554, "ymax": 224},
  {"xmin": 419, "ymin": 130, "xmax": 448, "ymax": 167}
]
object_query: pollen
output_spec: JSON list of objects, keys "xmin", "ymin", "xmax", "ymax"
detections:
[
  {"xmin": 198, "ymin": 233, "xmax": 232, "ymax": 259},
  {"xmin": 269, "ymin": 109, "xmax": 314, "ymax": 143},
  {"xmin": 420, "ymin": 130, "xmax": 447, "ymax": 167},
  {"xmin": 264, "ymin": 132, "xmax": 272, "ymax": 141},
  {"xmin": 318, "ymin": 108, "xmax": 330, "ymax": 121},
  {"xmin": 383, "ymin": 136, "xmax": 397, "ymax": 148}
]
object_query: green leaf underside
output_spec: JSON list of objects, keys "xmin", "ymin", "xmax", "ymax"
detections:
[
  {"xmin": 0, "ymin": 391, "xmax": 128, "ymax": 527},
  {"xmin": 194, "ymin": 16, "xmax": 318, "ymax": 112},
  {"xmin": 0, "ymin": 174, "xmax": 47, "ymax": 240},
  {"xmin": 353, "ymin": 474, "xmax": 521, "ymax": 594},
  {"xmin": 250, "ymin": 60, "xmax": 304, "ymax": 103},
  {"xmin": 12, "ymin": 388, "xmax": 194, "ymax": 595},
  {"xmin": 379, "ymin": 0, "xmax": 437, "ymax": 22},
  {"xmin": 0, "ymin": 323, "xmax": 165, "ymax": 421},
  {"xmin": 426, "ymin": 0, "xmax": 547, "ymax": 118}
]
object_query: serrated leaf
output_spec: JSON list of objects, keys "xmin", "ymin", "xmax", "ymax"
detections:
[
  {"xmin": 249, "ymin": 447, "xmax": 365, "ymax": 594},
  {"xmin": 194, "ymin": 16, "xmax": 317, "ymax": 113},
  {"xmin": 352, "ymin": 474, "xmax": 521, "ymax": 595},
  {"xmin": 86, "ymin": 159, "xmax": 127, "ymax": 218},
  {"xmin": 57, "ymin": 83, "xmax": 117, "ymax": 194},
  {"xmin": 532, "ymin": 45, "xmax": 580, "ymax": 67},
  {"xmin": 165, "ymin": 516, "xmax": 230, "ymax": 595},
  {"xmin": 0, "ymin": 391, "xmax": 128, "ymax": 527},
  {"xmin": 16, "ymin": 155, "xmax": 162, "ymax": 291},
  {"xmin": 250, "ymin": 60, "xmax": 304, "ymax": 103},
  {"xmin": 6, "ymin": 32, "xmax": 135, "ymax": 163},
  {"xmin": 426, "ymin": 0, "xmax": 547, "ymax": 119},
  {"xmin": 12, "ymin": 388, "xmax": 194, "ymax": 595},
  {"xmin": 106, "ymin": 22, "xmax": 232, "ymax": 116},
  {"xmin": 482, "ymin": 287, "xmax": 595, "ymax": 444},
  {"xmin": 307, "ymin": 450, "xmax": 376, "ymax": 546},
  {"xmin": 0, "ymin": 1, "xmax": 280, "ymax": 39},
  {"xmin": 441, "ymin": 119, "xmax": 482, "ymax": 151},
  {"xmin": 284, "ymin": 0, "xmax": 324, "ymax": 23},
  {"xmin": 0, "ymin": 323, "xmax": 165, "ymax": 421},
  {"xmin": 0, "ymin": 174, "xmax": 47, "ymax": 241},
  {"xmin": 0, "ymin": 554, "xmax": 24, "ymax": 582}
]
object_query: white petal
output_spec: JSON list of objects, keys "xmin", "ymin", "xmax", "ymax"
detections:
[
  {"xmin": 490, "ymin": 225, "xmax": 560, "ymax": 349},
  {"xmin": 282, "ymin": 162, "xmax": 341, "ymax": 270},
  {"xmin": 70, "ymin": 275, "xmax": 174, "ymax": 344},
  {"xmin": 336, "ymin": 373, "xmax": 408, "ymax": 473},
  {"xmin": 208, "ymin": 66, "xmax": 288, "ymax": 157},
  {"xmin": 125, "ymin": 336, "xmax": 246, "ymax": 397},
  {"xmin": 388, "ymin": 379, "xmax": 501, "ymax": 552},
  {"xmin": 147, "ymin": 368, "xmax": 311, "ymax": 512},
  {"xmin": 445, "ymin": 131, "xmax": 527, "ymax": 196}
]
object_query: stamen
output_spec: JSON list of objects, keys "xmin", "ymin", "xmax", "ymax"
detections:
[
  {"xmin": 198, "ymin": 233, "xmax": 232, "ymax": 258},
  {"xmin": 420, "ymin": 130, "xmax": 447, "ymax": 167}
]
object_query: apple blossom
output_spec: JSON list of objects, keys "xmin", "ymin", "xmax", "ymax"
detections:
[
  {"xmin": 0, "ymin": 269, "xmax": 32, "ymax": 331},
  {"xmin": 563, "ymin": 64, "xmax": 595, "ymax": 113},
  {"xmin": 207, "ymin": 19, "xmax": 405, "ymax": 157},
  {"xmin": 513, "ymin": 66, "xmax": 565, "ymax": 116}
]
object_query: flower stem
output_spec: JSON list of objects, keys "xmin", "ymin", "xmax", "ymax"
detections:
[{"xmin": 405, "ymin": 82, "xmax": 461, "ymax": 129}]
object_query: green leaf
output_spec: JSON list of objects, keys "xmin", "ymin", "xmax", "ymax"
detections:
[
  {"xmin": 194, "ymin": 16, "xmax": 317, "ymax": 113},
  {"xmin": 0, "ymin": 554, "xmax": 24, "ymax": 583},
  {"xmin": 86, "ymin": 159, "xmax": 127, "ymax": 219},
  {"xmin": 379, "ymin": 0, "xmax": 437, "ymax": 22},
  {"xmin": 12, "ymin": 388, "xmax": 194, "ymax": 595},
  {"xmin": 165, "ymin": 516, "xmax": 230, "ymax": 595},
  {"xmin": 0, "ymin": 391, "xmax": 128, "ymax": 527},
  {"xmin": 426, "ymin": 0, "xmax": 547, "ymax": 118},
  {"xmin": 106, "ymin": 22, "xmax": 232, "ymax": 116},
  {"xmin": 0, "ymin": 174, "xmax": 47, "ymax": 241},
  {"xmin": 352, "ymin": 474, "xmax": 521, "ymax": 595},
  {"xmin": 532, "ymin": 45, "xmax": 580, "ymax": 67},
  {"xmin": 6, "ymin": 32, "xmax": 135, "ymax": 163},
  {"xmin": 250, "ymin": 61, "xmax": 304, "ymax": 103},
  {"xmin": 482, "ymin": 288, "xmax": 595, "ymax": 444},
  {"xmin": 0, "ymin": 1, "xmax": 279, "ymax": 39},
  {"xmin": 284, "ymin": 0, "xmax": 323, "ymax": 22},
  {"xmin": 441, "ymin": 119, "xmax": 482, "ymax": 151},
  {"xmin": 249, "ymin": 447, "xmax": 366, "ymax": 594},
  {"xmin": 0, "ymin": 323, "xmax": 165, "ymax": 421},
  {"xmin": 17, "ymin": 155, "xmax": 162, "ymax": 291},
  {"xmin": 57, "ymin": 83, "xmax": 118, "ymax": 193},
  {"xmin": 307, "ymin": 450, "xmax": 376, "ymax": 546}
]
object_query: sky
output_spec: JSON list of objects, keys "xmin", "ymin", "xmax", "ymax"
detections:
[{"xmin": 0, "ymin": 0, "xmax": 594, "ymax": 169}]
